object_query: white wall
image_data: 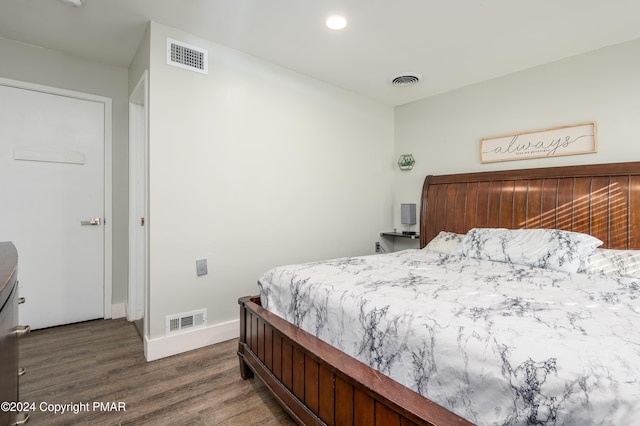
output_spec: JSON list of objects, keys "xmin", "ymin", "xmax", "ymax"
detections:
[
  {"xmin": 0, "ymin": 37, "xmax": 129, "ymax": 307},
  {"xmin": 129, "ymin": 24, "xmax": 150, "ymax": 95},
  {"xmin": 394, "ymin": 38, "xmax": 640, "ymax": 231},
  {"xmin": 145, "ymin": 22, "xmax": 394, "ymax": 352}
]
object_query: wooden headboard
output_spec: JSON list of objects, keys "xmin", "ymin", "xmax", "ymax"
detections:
[{"xmin": 420, "ymin": 161, "xmax": 640, "ymax": 250}]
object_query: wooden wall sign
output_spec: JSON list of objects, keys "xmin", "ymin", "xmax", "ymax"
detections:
[{"xmin": 480, "ymin": 122, "xmax": 597, "ymax": 163}]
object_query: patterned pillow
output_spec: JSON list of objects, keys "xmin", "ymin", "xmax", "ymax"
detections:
[
  {"xmin": 423, "ymin": 231, "xmax": 464, "ymax": 255},
  {"xmin": 584, "ymin": 249, "xmax": 640, "ymax": 278},
  {"xmin": 458, "ymin": 228, "xmax": 603, "ymax": 273}
]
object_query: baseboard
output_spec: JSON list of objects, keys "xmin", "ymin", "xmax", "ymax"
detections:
[
  {"xmin": 144, "ymin": 319, "xmax": 239, "ymax": 362},
  {"xmin": 110, "ymin": 302, "xmax": 126, "ymax": 319}
]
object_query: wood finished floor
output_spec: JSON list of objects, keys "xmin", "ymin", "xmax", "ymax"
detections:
[{"xmin": 19, "ymin": 318, "xmax": 297, "ymax": 425}]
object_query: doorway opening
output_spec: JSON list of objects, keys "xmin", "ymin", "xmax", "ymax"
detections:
[{"xmin": 128, "ymin": 71, "xmax": 149, "ymax": 340}]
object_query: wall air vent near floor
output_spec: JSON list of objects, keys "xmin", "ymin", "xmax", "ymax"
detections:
[
  {"xmin": 166, "ymin": 309, "xmax": 207, "ymax": 335},
  {"xmin": 166, "ymin": 38, "xmax": 208, "ymax": 75}
]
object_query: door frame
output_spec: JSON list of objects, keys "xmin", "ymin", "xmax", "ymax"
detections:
[
  {"xmin": 128, "ymin": 71, "xmax": 149, "ymax": 334},
  {"xmin": 0, "ymin": 76, "xmax": 113, "ymax": 318}
]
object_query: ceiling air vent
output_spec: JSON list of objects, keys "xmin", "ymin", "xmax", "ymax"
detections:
[
  {"xmin": 167, "ymin": 38, "xmax": 208, "ymax": 75},
  {"xmin": 389, "ymin": 72, "xmax": 423, "ymax": 87}
]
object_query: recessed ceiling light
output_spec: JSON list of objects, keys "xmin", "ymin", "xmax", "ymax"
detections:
[
  {"xmin": 60, "ymin": 0, "xmax": 84, "ymax": 6},
  {"xmin": 326, "ymin": 15, "xmax": 347, "ymax": 30}
]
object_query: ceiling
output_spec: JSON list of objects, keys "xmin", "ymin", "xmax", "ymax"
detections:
[{"xmin": 2, "ymin": 0, "xmax": 640, "ymax": 106}]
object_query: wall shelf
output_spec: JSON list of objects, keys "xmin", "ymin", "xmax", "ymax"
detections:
[{"xmin": 380, "ymin": 232, "xmax": 420, "ymax": 240}]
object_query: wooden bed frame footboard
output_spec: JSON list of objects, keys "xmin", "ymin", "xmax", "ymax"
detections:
[{"xmin": 238, "ymin": 296, "xmax": 472, "ymax": 426}]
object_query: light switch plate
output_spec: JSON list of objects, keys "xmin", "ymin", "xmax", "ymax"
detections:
[{"xmin": 196, "ymin": 258, "xmax": 208, "ymax": 276}]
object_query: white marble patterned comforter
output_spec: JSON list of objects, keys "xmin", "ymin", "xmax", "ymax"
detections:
[{"xmin": 258, "ymin": 249, "xmax": 640, "ymax": 426}]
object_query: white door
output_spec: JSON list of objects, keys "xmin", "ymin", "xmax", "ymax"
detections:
[{"xmin": 0, "ymin": 83, "xmax": 106, "ymax": 330}]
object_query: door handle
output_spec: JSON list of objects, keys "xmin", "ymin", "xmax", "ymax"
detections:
[{"xmin": 80, "ymin": 217, "xmax": 101, "ymax": 226}]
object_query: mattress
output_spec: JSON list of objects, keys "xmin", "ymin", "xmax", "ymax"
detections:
[{"xmin": 258, "ymin": 249, "xmax": 640, "ymax": 425}]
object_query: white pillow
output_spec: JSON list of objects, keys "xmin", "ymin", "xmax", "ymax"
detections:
[
  {"xmin": 458, "ymin": 228, "xmax": 603, "ymax": 273},
  {"xmin": 423, "ymin": 231, "xmax": 464, "ymax": 255},
  {"xmin": 584, "ymin": 248, "xmax": 640, "ymax": 279}
]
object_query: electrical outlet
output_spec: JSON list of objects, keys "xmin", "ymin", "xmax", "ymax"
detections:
[
  {"xmin": 375, "ymin": 241, "xmax": 381, "ymax": 253},
  {"xmin": 196, "ymin": 258, "xmax": 208, "ymax": 276}
]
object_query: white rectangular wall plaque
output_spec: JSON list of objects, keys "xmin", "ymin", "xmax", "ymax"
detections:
[{"xmin": 480, "ymin": 122, "xmax": 597, "ymax": 163}]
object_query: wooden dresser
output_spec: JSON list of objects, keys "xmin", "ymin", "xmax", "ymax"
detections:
[{"xmin": 0, "ymin": 242, "xmax": 27, "ymax": 426}]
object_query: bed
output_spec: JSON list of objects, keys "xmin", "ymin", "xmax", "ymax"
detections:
[{"xmin": 237, "ymin": 161, "xmax": 640, "ymax": 425}]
